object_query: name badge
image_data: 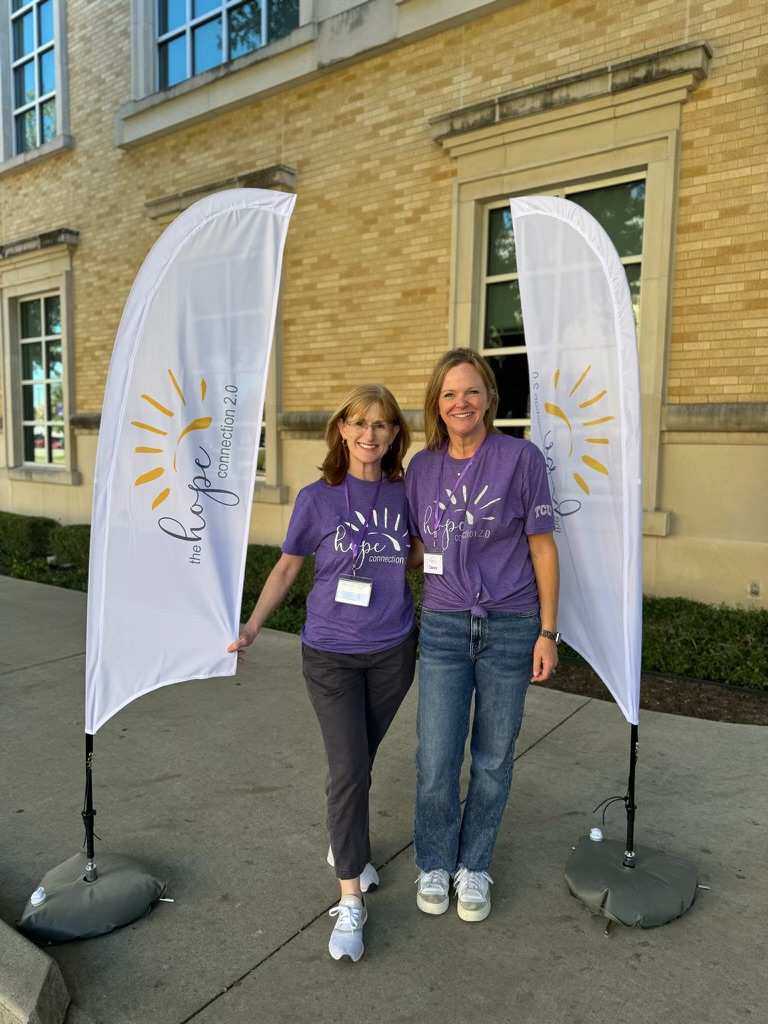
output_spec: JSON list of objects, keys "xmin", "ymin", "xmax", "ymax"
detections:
[
  {"xmin": 335, "ymin": 575, "xmax": 373, "ymax": 607},
  {"xmin": 424, "ymin": 552, "xmax": 444, "ymax": 575}
]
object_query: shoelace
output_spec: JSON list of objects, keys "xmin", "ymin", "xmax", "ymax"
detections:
[
  {"xmin": 329, "ymin": 904, "xmax": 362, "ymax": 930},
  {"xmin": 454, "ymin": 868, "xmax": 493, "ymax": 901},
  {"xmin": 416, "ymin": 870, "xmax": 448, "ymax": 894}
]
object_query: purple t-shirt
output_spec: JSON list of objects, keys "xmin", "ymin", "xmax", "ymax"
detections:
[
  {"xmin": 283, "ymin": 475, "xmax": 415, "ymax": 654},
  {"xmin": 405, "ymin": 433, "xmax": 554, "ymax": 616}
]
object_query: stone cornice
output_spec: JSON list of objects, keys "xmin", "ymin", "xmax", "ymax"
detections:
[
  {"xmin": 144, "ymin": 166, "xmax": 298, "ymax": 221},
  {"xmin": 432, "ymin": 41, "xmax": 713, "ymax": 144}
]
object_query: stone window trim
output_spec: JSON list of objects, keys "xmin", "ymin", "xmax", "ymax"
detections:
[
  {"xmin": 434, "ymin": 41, "xmax": 711, "ymax": 541},
  {"xmin": 0, "ymin": 227, "xmax": 80, "ymax": 484},
  {"xmin": 0, "ymin": 0, "xmax": 73, "ymax": 170},
  {"xmin": 145, "ymin": 164, "xmax": 297, "ymax": 222},
  {"xmin": 119, "ymin": 0, "xmax": 517, "ymax": 148}
]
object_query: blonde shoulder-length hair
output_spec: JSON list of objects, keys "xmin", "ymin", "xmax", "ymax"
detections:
[
  {"xmin": 423, "ymin": 348, "xmax": 500, "ymax": 450},
  {"xmin": 320, "ymin": 384, "xmax": 411, "ymax": 486}
]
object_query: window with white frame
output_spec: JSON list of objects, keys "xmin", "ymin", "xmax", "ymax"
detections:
[
  {"xmin": 10, "ymin": 0, "xmax": 56, "ymax": 154},
  {"xmin": 18, "ymin": 292, "xmax": 65, "ymax": 465},
  {"xmin": 157, "ymin": 0, "xmax": 299, "ymax": 89},
  {"xmin": 481, "ymin": 177, "xmax": 645, "ymax": 437}
]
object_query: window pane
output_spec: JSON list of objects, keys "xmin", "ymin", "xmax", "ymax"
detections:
[
  {"xmin": 13, "ymin": 10, "xmax": 35, "ymax": 58},
  {"xmin": 48, "ymin": 382, "xmax": 64, "ymax": 420},
  {"xmin": 268, "ymin": 0, "xmax": 298, "ymax": 42},
  {"xmin": 569, "ymin": 181, "xmax": 645, "ymax": 258},
  {"xmin": 22, "ymin": 342, "xmax": 44, "ymax": 380},
  {"xmin": 487, "ymin": 207, "xmax": 516, "ymax": 276},
  {"xmin": 49, "ymin": 426, "xmax": 65, "ymax": 463},
  {"xmin": 14, "ymin": 59, "xmax": 35, "ymax": 107},
  {"xmin": 159, "ymin": 35, "xmax": 187, "ymax": 88},
  {"xmin": 23, "ymin": 383, "xmax": 46, "ymax": 420},
  {"xmin": 193, "ymin": 17, "xmax": 222, "ymax": 74},
  {"xmin": 485, "ymin": 280, "xmax": 524, "ymax": 348},
  {"xmin": 230, "ymin": 2, "xmax": 262, "ymax": 59},
  {"xmin": 41, "ymin": 97, "xmax": 56, "ymax": 141},
  {"xmin": 193, "ymin": 0, "xmax": 221, "ymax": 17},
  {"xmin": 38, "ymin": 0, "xmax": 53, "ymax": 45},
  {"xmin": 44, "ymin": 294, "xmax": 61, "ymax": 334},
  {"xmin": 158, "ymin": 0, "xmax": 187, "ymax": 35},
  {"xmin": 15, "ymin": 109, "xmax": 37, "ymax": 152},
  {"xmin": 46, "ymin": 339, "xmax": 63, "ymax": 378},
  {"xmin": 24, "ymin": 426, "xmax": 46, "ymax": 462},
  {"xmin": 20, "ymin": 299, "xmax": 42, "ymax": 339},
  {"xmin": 485, "ymin": 352, "xmax": 530, "ymax": 422},
  {"xmin": 625, "ymin": 263, "xmax": 641, "ymax": 328},
  {"xmin": 40, "ymin": 47, "xmax": 55, "ymax": 94}
]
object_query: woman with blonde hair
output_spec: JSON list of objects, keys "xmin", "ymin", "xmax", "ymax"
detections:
[
  {"xmin": 229, "ymin": 384, "xmax": 417, "ymax": 962},
  {"xmin": 406, "ymin": 349, "xmax": 559, "ymax": 922}
]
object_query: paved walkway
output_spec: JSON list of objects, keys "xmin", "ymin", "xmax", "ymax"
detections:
[{"xmin": 0, "ymin": 576, "xmax": 765, "ymax": 1024}]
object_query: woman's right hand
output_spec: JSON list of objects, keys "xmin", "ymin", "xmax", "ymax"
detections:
[{"xmin": 227, "ymin": 624, "xmax": 260, "ymax": 663}]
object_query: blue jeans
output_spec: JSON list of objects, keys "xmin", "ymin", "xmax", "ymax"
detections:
[{"xmin": 415, "ymin": 608, "xmax": 540, "ymax": 874}]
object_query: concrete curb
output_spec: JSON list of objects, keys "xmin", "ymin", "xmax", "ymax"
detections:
[{"xmin": 0, "ymin": 918, "xmax": 69, "ymax": 1024}]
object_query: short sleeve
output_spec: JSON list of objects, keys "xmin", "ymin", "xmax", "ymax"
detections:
[
  {"xmin": 282, "ymin": 486, "xmax": 323, "ymax": 556},
  {"xmin": 522, "ymin": 444, "xmax": 555, "ymax": 534}
]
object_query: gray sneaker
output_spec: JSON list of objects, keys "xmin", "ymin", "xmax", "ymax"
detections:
[
  {"xmin": 328, "ymin": 895, "xmax": 367, "ymax": 962},
  {"xmin": 454, "ymin": 867, "xmax": 493, "ymax": 922},
  {"xmin": 327, "ymin": 846, "xmax": 379, "ymax": 893},
  {"xmin": 416, "ymin": 869, "xmax": 451, "ymax": 915}
]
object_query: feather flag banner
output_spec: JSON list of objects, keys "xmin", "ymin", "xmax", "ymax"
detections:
[
  {"xmin": 510, "ymin": 195, "xmax": 642, "ymax": 724},
  {"xmin": 85, "ymin": 189, "xmax": 295, "ymax": 734}
]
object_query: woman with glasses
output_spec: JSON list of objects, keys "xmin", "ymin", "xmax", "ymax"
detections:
[
  {"xmin": 229, "ymin": 384, "xmax": 417, "ymax": 963},
  {"xmin": 406, "ymin": 349, "xmax": 559, "ymax": 923}
]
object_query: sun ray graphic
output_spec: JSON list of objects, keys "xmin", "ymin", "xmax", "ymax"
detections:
[
  {"xmin": 545, "ymin": 365, "xmax": 613, "ymax": 496},
  {"xmin": 132, "ymin": 372, "xmax": 210, "ymax": 508}
]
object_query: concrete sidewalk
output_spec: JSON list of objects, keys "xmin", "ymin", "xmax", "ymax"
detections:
[{"xmin": 1, "ymin": 575, "xmax": 765, "ymax": 1024}]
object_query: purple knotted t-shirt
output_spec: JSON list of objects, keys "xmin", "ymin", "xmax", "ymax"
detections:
[
  {"xmin": 405, "ymin": 433, "xmax": 554, "ymax": 616},
  {"xmin": 283, "ymin": 475, "xmax": 415, "ymax": 653}
]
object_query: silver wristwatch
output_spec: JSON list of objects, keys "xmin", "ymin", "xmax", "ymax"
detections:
[{"xmin": 539, "ymin": 629, "xmax": 561, "ymax": 643}]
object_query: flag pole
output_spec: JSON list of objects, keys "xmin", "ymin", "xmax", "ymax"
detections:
[
  {"xmin": 82, "ymin": 733, "xmax": 97, "ymax": 881},
  {"xmin": 622, "ymin": 723, "xmax": 639, "ymax": 868}
]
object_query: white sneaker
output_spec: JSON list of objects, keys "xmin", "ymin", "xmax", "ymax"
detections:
[
  {"xmin": 327, "ymin": 846, "xmax": 379, "ymax": 893},
  {"xmin": 328, "ymin": 895, "xmax": 367, "ymax": 962},
  {"xmin": 415, "ymin": 869, "xmax": 451, "ymax": 915},
  {"xmin": 453, "ymin": 867, "xmax": 493, "ymax": 922}
]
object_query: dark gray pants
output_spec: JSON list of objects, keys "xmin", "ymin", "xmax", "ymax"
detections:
[{"xmin": 302, "ymin": 630, "xmax": 417, "ymax": 880}]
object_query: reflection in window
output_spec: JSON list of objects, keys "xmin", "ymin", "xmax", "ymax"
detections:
[
  {"xmin": 158, "ymin": 0, "xmax": 299, "ymax": 89},
  {"xmin": 10, "ymin": 0, "xmax": 57, "ymax": 154},
  {"xmin": 481, "ymin": 179, "xmax": 645, "ymax": 435},
  {"xmin": 19, "ymin": 294, "xmax": 66, "ymax": 465}
]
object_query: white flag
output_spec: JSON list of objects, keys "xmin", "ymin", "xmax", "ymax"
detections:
[
  {"xmin": 510, "ymin": 195, "xmax": 642, "ymax": 724},
  {"xmin": 85, "ymin": 189, "xmax": 295, "ymax": 734}
]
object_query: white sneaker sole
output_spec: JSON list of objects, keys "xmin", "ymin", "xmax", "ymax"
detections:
[
  {"xmin": 416, "ymin": 891, "xmax": 449, "ymax": 915},
  {"xmin": 457, "ymin": 900, "xmax": 491, "ymax": 922}
]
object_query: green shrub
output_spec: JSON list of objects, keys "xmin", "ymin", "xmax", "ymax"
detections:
[
  {"xmin": 0, "ymin": 511, "xmax": 58, "ymax": 569},
  {"xmin": 240, "ymin": 544, "xmax": 314, "ymax": 635},
  {"xmin": 641, "ymin": 596, "xmax": 767, "ymax": 689},
  {"xmin": 50, "ymin": 524, "xmax": 91, "ymax": 570}
]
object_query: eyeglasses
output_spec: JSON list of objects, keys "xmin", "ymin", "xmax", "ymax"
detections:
[{"xmin": 344, "ymin": 419, "xmax": 392, "ymax": 436}]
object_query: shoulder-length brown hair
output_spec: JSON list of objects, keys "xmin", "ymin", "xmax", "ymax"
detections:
[
  {"xmin": 423, "ymin": 348, "xmax": 500, "ymax": 450},
  {"xmin": 320, "ymin": 384, "xmax": 411, "ymax": 486}
]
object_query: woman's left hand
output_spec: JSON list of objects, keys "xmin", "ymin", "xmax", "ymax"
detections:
[{"xmin": 531, "ymin": 636, "xmax": 558, "ymax": 682}]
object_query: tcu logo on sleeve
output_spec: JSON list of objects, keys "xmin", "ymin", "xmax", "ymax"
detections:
[{"xmin": 535, "ymin": 503, "xmax": 553, "ymax": 518}]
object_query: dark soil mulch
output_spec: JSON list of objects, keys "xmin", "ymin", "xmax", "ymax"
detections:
[{"xmin": 534, "ymin": 657, "xmax": 768, "ymax": 725}]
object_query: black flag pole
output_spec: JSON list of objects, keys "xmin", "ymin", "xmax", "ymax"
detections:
[
  {"xmin": 82, "ymin": 733, "xmax": 98, "ymax": 882},
  {"xmin": 622, "ymin": 723, "xmax": 638, "ymax": 868}
]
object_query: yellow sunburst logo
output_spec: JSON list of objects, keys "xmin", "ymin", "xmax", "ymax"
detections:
[
  {"xmin": 131, "ymin": 369, "xmax": 212, "ymax": 509},
  {"xmin": 544, "ymin": 365, "xmax": 613, "ymax": 496}
]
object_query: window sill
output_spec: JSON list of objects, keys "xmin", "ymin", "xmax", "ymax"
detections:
[
  {"xmin": 0, "ymin": 135, "xmax": 75, "ymax": 179},
  {"xmin": 4, "ymin": 465, "xmax": 82, "ymax": 486},
  {"xmin": 253, "ymin": 482, "xmax": 288, "ymax": 505}
]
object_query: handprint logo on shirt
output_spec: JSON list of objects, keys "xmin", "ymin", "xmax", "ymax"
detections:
[
  {"xmin": 423, "ymin": 482, "xmax": 500, "ymax": 552},
  {"xmin": 335, "ymin": 506, "xmax": 410, "ymax": 571}
]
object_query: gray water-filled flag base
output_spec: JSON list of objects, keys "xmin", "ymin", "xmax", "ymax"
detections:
[
  {"xmin": 18, "ymin": 852, "xmax": 166, "ymax": 944},
  {"xmin": 565, "ymin": 836, "xmax": 698, "ymax": 928}
]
